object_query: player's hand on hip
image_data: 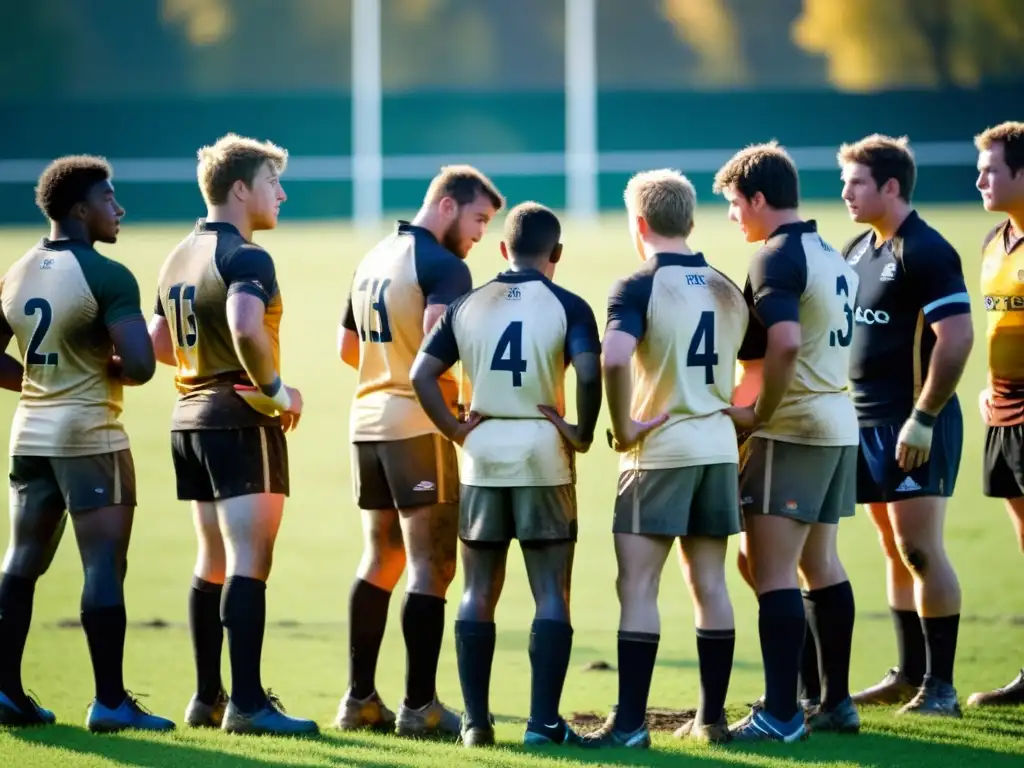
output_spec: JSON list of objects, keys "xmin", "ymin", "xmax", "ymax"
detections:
[
  {"xmin": 607, "ymin": 413, "xmax": 669, "ymax": 452},
  {"xmin": 896, "ymin": 410, "xmax": 934, "ymax": 472},
  {"xmin": 450, "ymin": 411, "xmax": 486, "ymax": 446},
  {"xmin": 537, "ymin": 405, "xmax": 592, "ymax": 453},
  {"xmin": 979, "ymin": 388, "xmax": 993, "ymax": 424},
  {"xmin": 279, "ymin": 386, "xmax": 303, "ymax": 432},
  {"xmin": 233, "ymin": 383, "xmax": 304, "ymax": 431},
  {"xmin": 726, "ymin": 405, "xmax": 761, "ymax": 434}
]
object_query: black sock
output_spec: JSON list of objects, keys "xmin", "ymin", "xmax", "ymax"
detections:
[
  {"xmin": 804, "ymin": 581, "xmax": 855, "ymax": 709},
  {"xmin": 615, "ymin": 631, "xmax": 659, "ymax": 733},
  {"xmin": 349, "ymin": 579, "xmax": 391, "ymax": 699},
  {"xmin": 696, "ymin": 628, "xmax": 735, "ymax": 724},
  {"xmin": 528, "ymin": 619, "xmax": 573, "ymax": 728},
  {"xmin": 798, "ymin": 620, "xmax": 821, "ymax": 701},
  {"xmin": 922, "ymin": 614, "xmax": 960, "ymax": 685},
  {"xmin": 81, "ymin": 605, "xmax": 127, "ymax": 709},
  {"xmin": 758, "ymin": 589, "xmax": 805, "ymax": 723},
  {"xmin": 189, "ymin": 576, "xmax": 224, "ymax": 705},
  {"xmin": 402, "ymin": 593, "xmax": 446, "ymax": 709},
  {"xmin": 221, "ymin": 576, "xmax": 267, "ymax": 713},
  {"xmin": 0, "ymin": 574, "xmax": 36, "ymax": 700},
  {"xmin": 892, "ymin": 608, "xmax": 926, "ymax": 686},
  {"xmin": 455, "ymin": 620, "xmax": 495, "ymax": 728}
]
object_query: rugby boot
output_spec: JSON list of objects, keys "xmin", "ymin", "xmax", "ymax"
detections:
[
  {"xmin": 222, "ymin": 690, "xmax": 319, "ymax": 736},
  {"xmin": 579, "ymin": 709, "xmax": 651, "ymax": 749},
  {"xmin": 673, "ymin": 711, "xmax": 731, "ymax": 744},
  {"xmin": 729, "ymin": 706, "xmax": 808, "ymax": 743},
  {"xmin": 0, "ymin": 690, "xmax": 56, "ymax": 726},
  {"xmin": 395, "ymin": 696, "xmax": 461, "ymax": 739},
  {"xmin": 523, "ymin": 716, "xmax": 583, "ymax": 746},
  {"xmin": 332, "ymin": 689, "xmax": 396, "ymax": 732},
  {"xmin": 86, "ymin": 693, "xmax": 176, "ymax": 733},
  {"xmin": 967, "ymin": 670, "xmax": 1024, "ymax": 707},
  {"xmin": 897, "ymin": 676, "xmax": 962, "ymax": 718},
  {"xmin": 851, "ymin": 667, "xmax": 919, "ymax": 706},
  {"xmin": 806, "ymin": 696, "xmax": 861, "ymax": 734},
  {"xmin": 184, "ymin": 688, "xmax": 228, "ymax": 728},
  {"xmin": 460, "ymin": 713, "xmax": 495, "ymax": 748}
]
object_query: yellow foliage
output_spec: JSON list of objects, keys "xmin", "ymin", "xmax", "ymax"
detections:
[
  {"xmin": 661, "ymin": 0, "xmax": 748, "ymax": 85},
  {"xmin": 162, "ymin": 0, "xmax": 231, "ymax": 46}
]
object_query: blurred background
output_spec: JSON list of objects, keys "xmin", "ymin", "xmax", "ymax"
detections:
[{"xmin": 1, "ymin": 0, "xmax": 1023, "ymax": 224}]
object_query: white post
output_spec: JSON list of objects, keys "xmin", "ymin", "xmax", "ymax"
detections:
[
  {"xmin": 352, "ymin": 0, "xmax": 382, "ymax": 230},
  {"xmin": 565, "ymin": 0, "xmax": 598, "ymax": 221}
]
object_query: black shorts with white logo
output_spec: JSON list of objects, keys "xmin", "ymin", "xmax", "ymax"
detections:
[
  {"xmin": 984, "ymin": 424, "xmax": 1024, "ymax": 499},
  {"xmin": 351, "ymin": 433, "xmax": 459, "ymax": 511},
  {"xmin": 172, "ymin": 426, "xmax": 289, "ymax": 502}
]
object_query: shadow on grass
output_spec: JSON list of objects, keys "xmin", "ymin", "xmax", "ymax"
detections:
[{"xmin": 6, "ymin": 715, "xmax": 1024, "ymax": 768}]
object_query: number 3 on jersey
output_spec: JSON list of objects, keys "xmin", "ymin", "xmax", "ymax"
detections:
[
  {"xmin": 491, "ymin": 321, "xmax": 526, "ymax": 387},
  {"xmin": 830, "ymin": 275, "xmax": 853, "ymax": 347}
]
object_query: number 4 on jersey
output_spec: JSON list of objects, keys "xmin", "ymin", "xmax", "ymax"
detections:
[
  {"xmin": 491, "ymin": 321, "xmax": 527, "ymax": 387},
  {"xmin": 686, "ymin": 310, "xmax": 718, "ymax": 384}
]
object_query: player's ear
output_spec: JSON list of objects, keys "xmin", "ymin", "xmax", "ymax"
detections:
[
  {"xmin": 438, "ymin": 196, "xmax": 458, "ymax": 220},
  {"xmin": 750, "ymin": 191, "xmax": 766, "ymax": 211},
  {"xmin": 231, "ymin": 178, "xmax": 250, "ymax": 202},
  {"xmin": 68, "ymin": 200, "xmax": 90, "ymax": 222},
  {"xmin": 549, "ymin": 243, "xmax": 563, "ymax": 264},
  {"xmin": 881, "ymin": 177, "xmax": 900, "ymax": 198},
  {"xmin": 636, "ymin": 215, "xmax": 649, "ymax": 239},
  {"xmin": 499, "ymin": 240, "xmax": 509, "ymax": 262}
]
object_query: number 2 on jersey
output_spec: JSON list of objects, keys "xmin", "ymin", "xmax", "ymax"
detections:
[
  {"xmin": 491, "ymin": 321, "xmax": 526, "ymax": 387},
  {"xmin": 358, "ymin": 278, "xmax": 392, "ymax": 343},
  {"xmin": 830, "ymin": 275, "xmax": 853, "ymax": 348},
  {"xmin": 686, "ymin": 310, "xmax": 718, "ymax": 384},
  {"xmin": 168, "ymin": 283, "xmax": 197, "ymax": 349},
  {"xmin": 24, "ymin": 298, "xmax": 58, "ymax": 366}
]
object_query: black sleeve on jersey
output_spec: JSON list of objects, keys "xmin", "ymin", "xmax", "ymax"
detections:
[
  {"xmin": 417, "ymin": 246, "xmax": 473, "ymax": 306},
  {"xmin": 552, "ymin": 287, "xmax": 602, "ymax": 363},
  {"xmin": 747, "ymin": 237, "xmax": 807, "ymax": 328},
  {"xmin": 341, "ymin": 288, "xmax": 357, "ymax": 332},
  {"xmin": 421, "ymin": 298, "xmax": 463, "ymax": 368},
  {"xmin": 89, "ymin": 259, "xmax": 145, "ymax": 328},
  {"xmin": 737, "ymin": 279, "xmax": 768, "ymax": 361},
  {"xmin": 219, "ymin": 245, "xmax": 278, "ymax": 307},
  {"xmin": 902, "ymin": 234, "xmax": 971, "ymax": 324},
  {"xmin": 154, "ymin": 292, "xmax": 165, "ymax": 317},
  {"xmin": 605, "ymin": 271, "xmax": 654, "ymax": 340}
]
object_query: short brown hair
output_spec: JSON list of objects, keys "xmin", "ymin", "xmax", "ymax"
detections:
[
  {"xmin": 197, "ymin": 133, "xmax": 288, "ymax": 206},
  {"xmin": 35, "ymin": 155, "xmax": 113, "ymax": 221},
  {"xmin": 975, "ymin": 121, "xmax": 1024, "ymax": 176},
  {"xmin": 504, "ymin": 201, "xmax": 561, "ymax": 258},
  {"xmin": 624, "ymin": 169, "xmax": 696, "ymax": 238},
  {"xmin": 424, "ymin": 164, "xmax": 505, "ymax": 211},
  {"xmin": 837, "ymin": 134, "xmax": 916, "ymax": 202},
  {"xmin": 712, "ymin": 141, "xmax": 799, "ymax": 210}
]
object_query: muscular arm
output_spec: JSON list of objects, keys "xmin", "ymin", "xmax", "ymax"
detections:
[
  {"xmin": 110, "ymin": 317, "xmax": 157, "ymax": 384},
  {"xmin": 755, "ymin": 322, "xmax": 801, "ymax": 424},
  {"xmin": 148, "ymin": 307, "xmax": 175, "ymax": 366},
  {"xmin": 226, "ymin": 293, "xmax": 279, "ymax": 390},
  {"xmin": 915, "ymin": 314, "xmax": 973, "ymax": 415},
  {"xmin": 602, "ymin": 330, "xmax": 637, "ymax": 441},
  {"xmin": 0, "ymin": 319, "xmax": 23, "ymax": 392},
  {"xmin": 411, "ymin": 301, "xmax": 464, "ymax": 440}
]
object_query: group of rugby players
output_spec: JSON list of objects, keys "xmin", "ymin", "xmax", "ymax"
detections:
[{"xmin": 0, "ymin": 121, "xmax": 1019, "ymax": 749}]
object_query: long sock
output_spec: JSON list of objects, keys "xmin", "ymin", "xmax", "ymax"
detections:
[
  {"xmin": 348, "ymin": 579, "xmax": 392, "ymax": 699},
  {"xmin": 402, "ymin": 593, "xmax": 446, "ymax": 709},
  {"xmin": 804, "ymin": 581, "xmax": 855, "ymax": 709},
  {"xmin": 221, "ymin": 576, "xmax": 267, "ymax": 713},
  {"xmin": 0, "ymin": 574, "xmax": 36, "ymax": 700},
  {"xmin": 615, "ymin": 631, "xmax": 659, "ymax": 733},
  {"xmin": 758, "ymin": 589, "xmax": 805, "ymax": 723},
  {"xmin": 81, "ymin": 605, "xmax": 127, "ymax": 709},
  {"xmin": 528, "ymin": 619, "xmax": 573, "ymax": 727},
  {"xmin": 696, "ymin": 628, "xmax": 735, "ymax": 724},
  {"xmin": 798, "ymin": 620, "xmax": 821, "ymax": 701},
  {"xmin": 892, "ymin": 608, "xmax": 926, "ymax": 686},
  {"xmin": 454, "ymin": 620, "xmax": 495, "ymax": 729},
  {"xmin": 922, "ymin": 614, "xmax": 960, "ymax": 685},
  {"xmin": 189, "ymin": 576, "xmax": 223, "ymax": 705}
]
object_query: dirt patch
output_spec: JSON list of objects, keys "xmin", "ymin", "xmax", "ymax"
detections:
[{"xmin": 569, "ymin": 707, "xmax": 696, "ymax": 733}]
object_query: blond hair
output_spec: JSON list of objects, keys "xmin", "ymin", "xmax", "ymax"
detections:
[
  {"xmin": 975, "ymin": 121, "xmax": 1024, "ymax": 175},
  {"xmin": 624, "ymin": 169, "xmax": 697, "ymax": 238},
  {"xmin": 197, "ymin": 133, "xmax": 289, "ymax": 206}
]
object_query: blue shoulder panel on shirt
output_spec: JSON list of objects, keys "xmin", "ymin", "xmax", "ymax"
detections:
[
  {"xmin": 747, "ymin": 232, "xmax": 807, "ymax": 328},
  {"xmin": 606, "ymin": 262, "xmax": 656, "ymax": 340},
  {"xmin": 546, "ymin": 281, "xmax": 601, "ymax": 362},
  {"xmin": 899, "ymin": 218, "xmax": 971, "ymax": 324},
  {"xmin": 415, "ymin": 240, "xmax": 472, "ymax": 306},
  {"xmin": 218, "ymin": 244, "xmax": 278, "ymax": 307}
]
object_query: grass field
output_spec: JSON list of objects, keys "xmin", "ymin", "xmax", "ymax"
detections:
[{"xmin": 0, "ymin": 203, "xmax": 1022, "ymax": 767}]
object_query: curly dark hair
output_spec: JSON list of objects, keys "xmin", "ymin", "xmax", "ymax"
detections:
[{"xmin": 34, "ymin": 155, "xmax": 113, "ymax": 221}]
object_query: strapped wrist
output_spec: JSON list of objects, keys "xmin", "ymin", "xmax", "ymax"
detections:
[
  {"xmin": 912, "ymin": 408, "xmax": 936, "ymax": 428},
  {"xmin": 260, "ymin": 375, "xmax": 291, "ymax": 411}
]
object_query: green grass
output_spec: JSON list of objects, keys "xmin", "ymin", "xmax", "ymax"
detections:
[{"xmin": 0, "ymin": 203, "xmax": 1022, "ymax": 766}]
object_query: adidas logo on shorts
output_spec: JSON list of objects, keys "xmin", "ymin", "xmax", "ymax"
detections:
[
  {"xmin": 895, "ymin": 476, "xmax": 922, "ymax": 493},
  {"xmin": 412, "ymin": 481, "xmax": 436, "ymax": 492}
]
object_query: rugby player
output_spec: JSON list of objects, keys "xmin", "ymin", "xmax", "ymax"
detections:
[
  {"xmin": 0, "ymin": 156, "xmax": 174, "ymax": 732},
  {"xmin": 336, "ymin": 166, "xmax": 503, "ymax": 737},
  {"xmin": 148, "ymin": 134, "xmax": 316, "ymax": 735},
  {"xmin": 411, "ymin": 202, "xmax": 601, "ymax": 748},
  {"xmin": 715, "ymin": 142, "xmax": 861, "ymax": 741},
  {"xmin": 579, "ymin": 170, "xmax": 746, "ymax": 748},
  {"xmin": 968, "ymin": 121, "xmax": 1024, "ymax": 707},
  {"xmin": 839, "ymin": 135, "xmax": 972, "ymax": 717}
]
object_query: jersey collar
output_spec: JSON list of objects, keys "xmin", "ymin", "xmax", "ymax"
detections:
[
  {"xmin": 40, "ymin": 237, "xmax": 86, "ymax": 251},
  {"xmin": 769, "ymin": 220, "xmax": 818, "ymax": 238},
  {"xmin": 496, "ymin": 268, "xmax": 546, "ymax": 283},
  {"xmin": 197, "ymin": 219, "xmax": 242, "ymax": 237},
  {"xmin": 894, "ymin": 210, "xmax": 921, "ymax": 238},
  {"xmin": 397, "ymin": 220, "xmax": 440, "ymax": 244},
  {"xmin": 650, "ymin": 252, "xmax": 707, "ymax": 268}
]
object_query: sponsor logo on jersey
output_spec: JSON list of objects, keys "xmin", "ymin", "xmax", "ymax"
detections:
[
  {"xmin": 985, "ymin": 295, "xmax": 1024, "ymax": 311},
  {"xmin": 685, "ymin": 273, "xmax": 707, "ymax": 286},
  {"xmin": 880, "ymin": 263, "xmax": 898, "ymax": 282},
  {"xmin": 854, "ymin": 307, "xmax": 890, "ymax": 325},
  {"xmin": 40, "ymin": 258, "xmax": 54, "ymax": 270},
  {"xmin": 506, "ymin": 286, "xmax": 522, "ymax": 300}
]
